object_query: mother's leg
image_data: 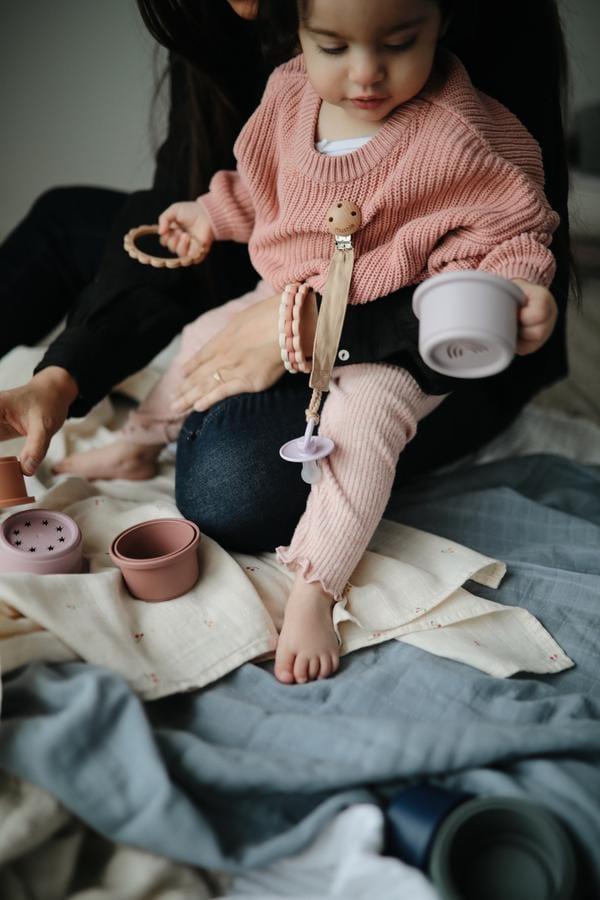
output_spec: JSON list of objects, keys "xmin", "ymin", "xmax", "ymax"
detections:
[
  {"xmin": 175, "ymin": 377, "xmax": 310, "ymax": 552},
  {"xmin": 0, "ymin": 186, "xmax": 126, "ymax": 356}
]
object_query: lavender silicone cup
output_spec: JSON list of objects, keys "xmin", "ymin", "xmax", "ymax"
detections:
[
  {"xmin": 412, "ymin": 271, "xmax": 525, "ymax": 378},
  {"xmin": 0, "ymin": 456, "xmax": 35, "ymax": 508},
  {"xmin": 109, "ymin": 518, "xmax": 201, "ymax": 602},
  {"xmin": 0, "ymin": 508, "xmax": 83, "ymax": 575}
]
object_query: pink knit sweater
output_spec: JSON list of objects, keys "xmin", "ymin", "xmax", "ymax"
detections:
[{"xmin": 199, "ymin": 51, "xmax": 559, "ymax": 303}]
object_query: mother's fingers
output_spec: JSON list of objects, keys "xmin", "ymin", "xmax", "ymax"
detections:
[
  {"xmin": 181, "ymin": 342, "xmax": 220, "ymax": 377},
  {"xmin": 0, "ymin": 421, "xmax": 19, "ymax": 439},
  {"xmin": 172, "ymin": 367, "xmax": 220, "ymax": 412},
  {"xmin": 192, "ymin": 377, "xmax": 248, "ymax": 412},
  {"xmin": 171, "ymin": 372, "xmax": 247, "ymax": 416}
]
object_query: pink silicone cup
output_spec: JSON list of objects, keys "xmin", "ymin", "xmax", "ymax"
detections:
[
  {"xmin": 0, "ymin": 508, "xmax": 83, "ymax": 575},
  {"xmin": 109, "ymin": 518, "xmax": 201, "ymax": 602},
  {"xmin": 412, "ymin": 271, "xmax": 525, "ymax": 378}
]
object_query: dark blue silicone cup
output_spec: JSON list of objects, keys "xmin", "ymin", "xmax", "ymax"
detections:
[{"xmin": 385, "ymin": 784, "xmax": 473, "ymax": 869}]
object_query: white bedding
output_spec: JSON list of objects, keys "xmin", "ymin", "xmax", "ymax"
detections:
[{"xmin": 1, "ymin": 342, "xmax": 598, "ymax": 899}]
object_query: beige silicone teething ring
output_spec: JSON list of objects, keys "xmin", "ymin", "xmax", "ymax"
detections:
[{"xmin": 123, "ymin": 224, "xmax": 205, "ymax": 269}]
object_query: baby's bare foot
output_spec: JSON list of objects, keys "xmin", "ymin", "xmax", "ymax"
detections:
[
  {"xmin": 274, "ymin": 574, "xmax": 340, "ymax": 685},
  {"xmin": 53, "ymin": 441, "xmax": 161, "ymax": 482}
]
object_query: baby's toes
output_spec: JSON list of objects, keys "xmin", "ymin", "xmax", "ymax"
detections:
[
  {"xmin": 308, "ymin": 657, "xmax": 321, "ymax": 681},
  {"xmin": 274, "ymin": 647, "xmax": 296, "ymax": 684},
  {"xmin": 318, "ymin": 653, "xmax": 333, "ymax": 679},
  {"xmin": 293, "ymin": 654, "xmax": 310, "ymax": 684}
]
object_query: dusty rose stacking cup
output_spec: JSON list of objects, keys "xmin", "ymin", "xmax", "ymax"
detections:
[
  {"xmin": 110, "ymin": 518, "xmax": 201, "ymax": 601},
  {"xmin": 0, "ymin": 456, "xmax": 35, "ymax": 508}
]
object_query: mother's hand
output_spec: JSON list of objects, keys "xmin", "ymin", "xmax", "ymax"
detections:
[
  {"xmin": 0, "ymin": 368, "xmax": 78, "ymax": 474},
  {"xmin": 171, "ymin": 293, "xmax": 285, "ymax": 415}
]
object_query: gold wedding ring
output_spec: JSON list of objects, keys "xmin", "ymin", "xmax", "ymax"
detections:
[{"xmin": 212, "ymin": 370, "xmax": 225, "ymax": 383}]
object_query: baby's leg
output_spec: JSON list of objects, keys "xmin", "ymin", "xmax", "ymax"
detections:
[
  {"xmin": 274, "ymin": 364, "xmax": 444, "ymax": 684},
  {"xmin": 54, "ymin": 280, "xmax": 274, "ymax": 480}
]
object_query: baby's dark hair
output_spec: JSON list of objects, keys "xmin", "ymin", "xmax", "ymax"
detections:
[{"xmin": 258, "ymin": 0, "xmax": 455, "ymax": 62}]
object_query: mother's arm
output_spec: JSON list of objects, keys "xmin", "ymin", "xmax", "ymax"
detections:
[
  {"xmin": 0, "ymin": 57, "xmax": 259, "ymax": 472},
  {"xmin": 171, "ymin": 282, "xmax": 459, "ymax": 415}
]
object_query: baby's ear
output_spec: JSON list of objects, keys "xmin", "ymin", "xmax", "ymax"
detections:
[
  {"xmin": 438, "ymin": 7, "xmax": 454, "ymax": 40},
  {"xmin": 439, "ymin": 17, "xmax": 452, "ymax": 39}
]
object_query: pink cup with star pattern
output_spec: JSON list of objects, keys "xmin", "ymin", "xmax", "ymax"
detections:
[{"xmin": 0, "ymin": 508, "xmax": 83, "ymax": 574}]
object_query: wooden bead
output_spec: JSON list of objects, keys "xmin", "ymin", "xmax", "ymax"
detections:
[{"xmin": 325, "ymin": 200, "xmax": 362, "ymax": 236}]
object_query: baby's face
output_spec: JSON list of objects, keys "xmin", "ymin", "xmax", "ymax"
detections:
[{"xmin": 299, "ymin": 0, "xmax": 443, "ymax": 124}]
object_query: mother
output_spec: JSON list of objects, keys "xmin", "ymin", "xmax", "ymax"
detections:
[{"xmin": 0, "ymin": 2, "xmax": 572, "ymax": 543}]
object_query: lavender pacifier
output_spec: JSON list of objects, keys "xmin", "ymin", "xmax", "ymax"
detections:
[{"xmin": 279, "ymin": 419, "xmax": 334, "ymax": 484}]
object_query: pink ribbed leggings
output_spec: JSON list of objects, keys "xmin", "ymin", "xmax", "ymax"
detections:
[
  {"xmin": 276, "ymin": 364, "xmax": 443, "ymax": 596},
  {"xmin": 121, "ymin": 279, "xmax": 444, "ymax": 598}
]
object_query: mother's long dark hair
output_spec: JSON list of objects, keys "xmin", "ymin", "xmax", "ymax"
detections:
[
  {"xmin": 136, "ymin": 0, "xmax": 576, "ymax": 303},
  {"xmin": 136, "ymin": 0, "xmax": 267, "ymax": 196}
]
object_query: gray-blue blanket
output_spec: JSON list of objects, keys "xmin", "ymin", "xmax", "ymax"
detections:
[{"xmin": 1, "ymin": 455, "xmax": 599, "ymax": 893}]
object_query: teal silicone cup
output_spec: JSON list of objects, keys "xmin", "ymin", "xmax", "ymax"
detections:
[{"xmin": 428, "ymin": 796, "xmax": 577, "ymax": 900}]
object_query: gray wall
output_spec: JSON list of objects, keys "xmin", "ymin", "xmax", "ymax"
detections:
[
  {"xmin": 0, "ymin": 0, "xmax": 166, "ymax": 238},
  {"xmin": 562, "ymin": 0, "xmax": 600, "ymax": 112},
  {"xmin": 1, "ymin": 0, "xmax": 599, "ymax": 241}
]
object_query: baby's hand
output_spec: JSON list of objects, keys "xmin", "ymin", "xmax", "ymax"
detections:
[
  {"xmin": 158, "ymin": 201, "xmax": 214, "ymax": 261},
  {"xmin": 511, "ymin": 279, "xmax": 558, "ymax": 355}
]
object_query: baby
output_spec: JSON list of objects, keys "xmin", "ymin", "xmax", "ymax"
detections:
[{"xmin": 57, "ymin": 0, "xmax": 559, "ymax": 684}]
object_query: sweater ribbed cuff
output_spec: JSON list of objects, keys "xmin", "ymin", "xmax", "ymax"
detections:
[
  {"xmin": 197, "ymin": 193, "xmax": 249, "ymax": 244},
  {"xmin": 490, "ymin": 260, "xmax": 556, "ymax": 289}
]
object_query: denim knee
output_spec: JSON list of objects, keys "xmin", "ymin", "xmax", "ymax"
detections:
[{"xmin": 175, "ymin": 391, "xmax": 310, "ymax": 553}]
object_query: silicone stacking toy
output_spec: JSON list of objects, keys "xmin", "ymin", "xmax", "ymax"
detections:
[
  {"xmin": 280, "ymin": 200, "xmax": 362, "ymax": 483},
  {"xmin": 429, "ymin": 796, "xmax": 577, "ymax": 900},
  {"xmin": 110, "ymin": 518, "xmax": 201, "ymax": 601},
  {"xmin": 0, "ymin": 456, "xmax": 35, "ymax": 508},
  {"xmin": 386, "ymin": 785, "xmax": 577, "ymax": 900},
  {"xmin": 123, "ymin": 224, "xmax": 207, "ymax": 269},
  {"xmin": 0, "ymin": 508, "xmax": 83, "ymax": 575},
  {"xmin": 412, "ymin": 271, "xmax": 525, "ymax": 378}
]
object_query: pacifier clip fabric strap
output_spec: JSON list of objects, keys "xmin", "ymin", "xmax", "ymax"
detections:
[
  {"xmin": 279, "ymin": 200, "xmax": 362, "ymax": 484},
  {"xmin": 308, "ymin": 200, "xmax": 362, "ymax": 409}
]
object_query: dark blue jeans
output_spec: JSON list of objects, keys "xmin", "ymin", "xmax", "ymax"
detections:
[
  {"xmin": 175, "ymin": 377, "xmax": 312, "ymax": 552},
  {"xmin": 174, "ymin": 373, "xmax": 463, "ymax": 553}
]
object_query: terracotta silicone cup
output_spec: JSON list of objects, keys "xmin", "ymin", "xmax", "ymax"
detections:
[
  {"xmin": 428, "ymin": 796, "xmax": 577, "ymax": 900},
  {"xmin": 412, "ymin": 271, "xmax": 525, "ymax": 378},
  {"xmin": 0, "ymin": 456, "xmax": 35, "ymax": 508},
  {"xmin": 0, "ymin": 508, "xmax": 83, "ymax": 575},
  {"xmin": 109, "ymin": 517, "xmax": 201, "ymax": 601}
]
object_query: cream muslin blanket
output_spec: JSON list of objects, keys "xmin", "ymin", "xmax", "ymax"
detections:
[{"xmin": 0, "ymin": 348, "xmax": 572, "ymax": 701}]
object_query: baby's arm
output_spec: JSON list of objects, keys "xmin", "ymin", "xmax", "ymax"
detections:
[{"xmin": 156, "ymin": 167, "xmax": 256, "ymax": 260}]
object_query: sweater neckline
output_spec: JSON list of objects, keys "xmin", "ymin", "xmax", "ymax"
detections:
[{"xmin": 292, "ymin": 79, "xmax": 420, "ymax": 182}]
